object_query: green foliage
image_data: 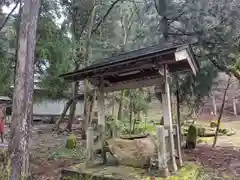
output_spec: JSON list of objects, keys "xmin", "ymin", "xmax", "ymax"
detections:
[
  {"xmin": 49, "ymin": 147, "xmax": 85, "ymax": 160},
  {"xmin": 210, "ymin": 121, "xmax": 218, "ymax": 128},
  {"xmin": 115, "ymin": 118, "xmax": 155, "ymax": 135},
  {"xmin": 0, "ymin": 34, "xmax": 13, "ymax": 95},
  {"xmin": 66, "ymin": 134, "xmax": 77, "ymax": 149},
  {"xmin": 0, "ymin": 150, "xmax": 9, "ymax": 180}
]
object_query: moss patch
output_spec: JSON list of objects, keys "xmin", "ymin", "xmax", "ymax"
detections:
[
  {"xmin": 0, "ymin": 149, "xmax": 10, "ymax": 180},
  {"xmin": 48, "ymin": 147, "xmax": 85, "ymax": 160},
  {"xmin": 61, "ymin": 162, "xmax": 202, "ymax": 180},
  {"xmin": 66, "ymin": 134, "xmax": 77, "ymax": 149}
]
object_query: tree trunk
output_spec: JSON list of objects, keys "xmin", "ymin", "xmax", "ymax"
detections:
[
  {"xmin": 54, "ymin": 94, "xmax": 83, "ymax": 131},
  {"xmin": 82, "ymin": 2, "xmax": 96, "ymax": 139},
  {"xmin": 13, "ymin": 1, "xmax": 23, "ymax": 85},
  {"xmin": 8, "ymin": 0, "xmax": 40, "ymax": 179},
  {"xmin": 67, "ymin": 81, "xmax": 79, "ymax": 131},
  {"xmin": 212, "ymin": 76, "xmax": 231, "ymax": 148}
]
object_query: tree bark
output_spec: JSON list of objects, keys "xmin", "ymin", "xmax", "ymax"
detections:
[
  {"xmin": 67, "ymin": 81, "xmax": 79, "ymax": 131},
  {"xmin": 82, "ymin": 2, "xmax": 96, "ymax": 139},
  {"xmin": 212, "ymin": 76, "xmax": 231, "ymax": 148},
  {"xmin": 8, "ymin": 0, "xmax": 40, "ymax": 179},
  {"xmin": 13, "ymin": 1, "xmax": 23, "ymax": 85},
  {"xmin": 54, "ymin": 94, "xmax": 83, "ymax": 131}
]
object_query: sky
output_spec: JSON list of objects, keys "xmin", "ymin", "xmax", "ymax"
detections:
[{"xmin": 2, "ymin": 4, "xmax": 19, "ymax": 14}]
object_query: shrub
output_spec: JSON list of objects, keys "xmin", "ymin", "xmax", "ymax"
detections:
[
  {"xmin": 66, "ymin": 134, "xmax": 77, "ymax": 149},
  {"xmin": 210, "ymin": 121, "xmax": 218, "ymax": 128}
]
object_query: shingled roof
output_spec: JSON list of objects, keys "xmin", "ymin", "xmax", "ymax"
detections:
[{"xmin": 60, "ymin": 43, "xmax": 199, "ymax": 92}]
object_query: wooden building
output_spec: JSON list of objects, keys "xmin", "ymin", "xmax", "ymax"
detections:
[{"xmin": 60, "ymin": 43, "xmax": 199, "ymax": 176}]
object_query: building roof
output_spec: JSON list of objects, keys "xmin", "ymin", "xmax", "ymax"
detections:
[
  {"xmin": 60, "ymin": 43, "xmax": 199, "ymax": 92},
  {"xmin": 0, "ymin": 96, "xmax": 12, "ymax": 108}
]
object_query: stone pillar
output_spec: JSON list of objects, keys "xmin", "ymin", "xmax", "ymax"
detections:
[
  {"xmin": 161, "ymin": 64, "xmax": 178, "ymax": 172},
  {"xmin": 85, "ymin": 127, "xmax": 94, "ymax": 166},
  {"xmin": 156, "ymin": 126, "xmax": 169, "ymax": 177}
]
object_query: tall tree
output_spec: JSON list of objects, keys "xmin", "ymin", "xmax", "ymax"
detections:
[{"xmin": 7, "ymin": 0, "xmax": 40, "ymax": 179}]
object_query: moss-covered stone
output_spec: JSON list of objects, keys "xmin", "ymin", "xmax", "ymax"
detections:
[
  {"xmin": 66, "ymin": 134, "xmax": 77, "ymax": 149},
  {"xmin": 186, "ymin": 125, "xmax": 197, "ymax": 149},
  {"xmin": 197, "ymin": 127, "xmax": 206, "ymax": 137},
  {"xmin": 218, "ymin": 128, "xmax": 229, "ymax": 134},
  {"xmin": 226, "ymin": 131, "xmax": 236, "ymax": 136}
]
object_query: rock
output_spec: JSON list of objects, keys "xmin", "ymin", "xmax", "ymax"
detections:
[
  {"xmin": 107, "ymin": 136, "xmax": 156, "ymax": 168},
  {"xmin": 184, "ymin": 120, "xmax": 195, "ymax": 125},
  {"xmin": 219, "ymin": 128, "xmax": 229, "ymax": 134},
  {"xmin": 226, "ymin": 131, "xmax": 236, "ymax": 136},
  {"xmin": 197, "ymin": 127, "xmax": 206, "ymax": 137}
]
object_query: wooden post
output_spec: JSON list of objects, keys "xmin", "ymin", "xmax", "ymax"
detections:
[
  {"xmin": 233, "ymin": 98, "xmax": 237, "ymax": 116},
  {"xmin": 156, "ymin": 126, "xmax": 169, "ymax": 177},
  {"xmin": 212, "ymin": 95, "xmax": 217, "ymax": 116},
  {"xmin": 97, "ymin": 76, "xmax": 106, "ymax": 163},
  {"xmin": 173, "ymin": 124, "xmax": 183, "ymax": 167},
  {"xmin": 112, "ymin": 92, "xmax": 117, "ymax": 138},
  {"xmin": 86, "ymin": 127, "xmax": 94, "ymax": 165},
  {"xmin": 161, "ymin": 64, "xmax": 178, "ymax": 172}
]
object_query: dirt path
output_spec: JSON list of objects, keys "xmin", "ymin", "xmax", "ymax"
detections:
[{"xmin": 184, "ymin": 120, "xmax": 240, "ymax": 178}]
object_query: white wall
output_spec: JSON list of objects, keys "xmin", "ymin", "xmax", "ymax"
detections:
[{"xmin": 33, "ymin": 99, "xmax": 84, "ymax": 116}]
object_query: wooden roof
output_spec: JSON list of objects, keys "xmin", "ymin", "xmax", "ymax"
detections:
[
  {"xmin": 0, "ymin": 96, "xmax": 12, "ymax": 108},
  {"xmin": 60, "ymin": 43, "xmax": 199, "ymax": 92}
]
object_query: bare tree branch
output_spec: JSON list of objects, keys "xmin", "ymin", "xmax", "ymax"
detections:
[
  {"xmin": 92, "ymin": 0, "xmax": 121, "ymax": 34},
  {"xmin": 0, "ymin": 0, "xmax": 20, "ymax": 31}
]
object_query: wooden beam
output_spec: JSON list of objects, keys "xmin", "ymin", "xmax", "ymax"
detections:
[
  {"xmin": 97, "ymin": 76, "xmax": 106, "ymax": 163},
  {"xmin": 91, "ymin": 62, "xmax": 156, "ymax": 78},
  {"xmin": 233, "ymin": 98, "xmax": 237, "ymax": 116},
  {"xmin": 161, "ymin": 64, "xmax": 178, "ymax": 172},
  {"xmin": 98, "ymin": 77, "xmax": 105, "ymax": 126},
  {"xmin": 107, "ymin": 70, "xmax": 158, "ymax": 84},
  {"xmin": 174, "ymin": 48, "xmax": 197, "ymax": 75},
  {"xmin": 212, "ymin": 95, "xmax": 217, "ymax": 116},
  {"xmin": 173, "ymin": 124, "xmax": 183, "ymax": 167},
  {"xmin": 104, "ymin": 77, "xmax": 162, "ymax": 92}
]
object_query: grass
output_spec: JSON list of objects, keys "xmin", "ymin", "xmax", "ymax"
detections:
[{"xmin": 48, "ymin": 147, "xmax": 85, "ymax": 160}]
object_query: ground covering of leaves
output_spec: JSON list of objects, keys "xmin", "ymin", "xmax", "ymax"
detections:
[{"xmin": 1, "ymin": 120, "xmax": 240, "ymax": 179}]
